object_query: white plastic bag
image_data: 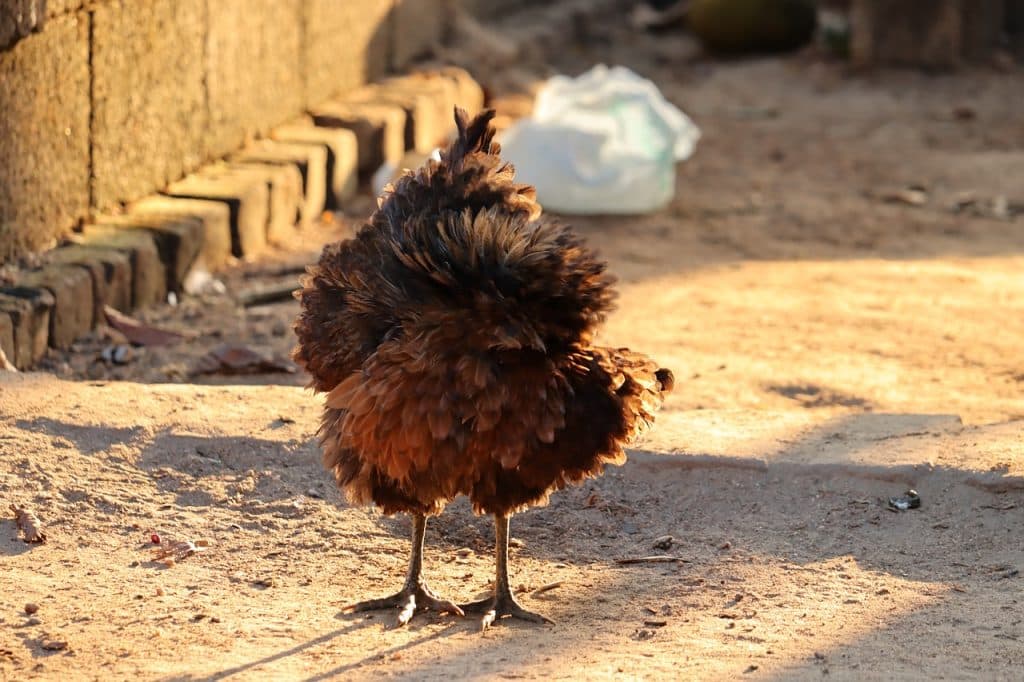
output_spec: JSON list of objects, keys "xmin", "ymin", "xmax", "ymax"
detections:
[{"xmin": 499, "ymin": 65, "xmax": 700, "ymax": 215}]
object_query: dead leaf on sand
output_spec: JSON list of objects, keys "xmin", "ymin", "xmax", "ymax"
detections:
[
  {"xmin": 104, "ymin": 306, "xmax": 193, "ymax": 347},
  {"xmin": 11, "ymin": 504, "xmax": 47, "ymax": 543},
  {"xmin": 152, "ymin": 537, "xmax": 206, "ymax": 565}
]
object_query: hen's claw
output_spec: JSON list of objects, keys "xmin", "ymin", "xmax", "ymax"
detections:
[
  {"xmin": 461, "ymin": 593, "xmax": 554, "ymax": 630},
  {"xmin": 344, "ymin": 583, "xmax": 464, "ymax": 628}
]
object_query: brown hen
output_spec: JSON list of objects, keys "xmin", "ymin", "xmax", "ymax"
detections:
[{"xmin": 294, "ymin": 108, "xmax": 673, "ymax": 629}]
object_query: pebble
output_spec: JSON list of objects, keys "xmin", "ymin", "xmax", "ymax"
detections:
[{"xmin": 24, "ymin": 603, "xmax": 39, "ymax": 615}]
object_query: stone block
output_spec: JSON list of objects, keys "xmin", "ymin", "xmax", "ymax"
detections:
[
  {"xmin": 165, "ymin": 168, "xmax": 270, "ymax": 258},
  {"xmin": 15, "ymin": 265, "xmax": 94, "ymax": 349},
  {"xmin": 81, "ymin": 226, "xmax": 167, "ymax": 310},
  {"xmin": 95, "ymin": 214, "xmax": 204, "ymax": 294},
  {"xmin": 232, "ymin": 141, "xmax": 327, "ymax": 227},
  {"xmin": 130, "ymin": 196, "xmax": 234, "ymax": 271},
  {"xmin": 226, "ymin": 164, "xmax": 302, "ymax": 245},
  {"xmin": 0, "ymin": 289, "xmax": 53, "ymax": 369},
  {"xmin": 303, "ymin": 0, "xmax": 393, "ymax": 106},
  {"xmin": 0, "ymin": 13, "xmax": 89, "ymax": 262},
  {"xmin": 206, "ymin": 0, "xmax": 303, "ymax": 158},
  {"xmin": 311, "ymin": 101, "xmax": 406, "ymax": 177},
  {"xmin": 392, "ymin": 0, "xmax": 446, "ymax": 69},
  {"xmin": 47, "ymin": 244, "xmax": 133, "ymax": 315},
  {"xmin": 91, "ymin": 0, "xmax": 206, "ymax": 212},
  {"xmin": 271, "ymin": 123, "xmax": 359, "ymax": 209},
  {"xmin": 0, "ymin": 0, "xmax": 46, "ymax": 50}
]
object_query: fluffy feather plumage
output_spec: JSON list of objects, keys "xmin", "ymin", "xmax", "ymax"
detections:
[{"xmin": 294, "ymin": 108, "xmax": 673, "ymax": 518}]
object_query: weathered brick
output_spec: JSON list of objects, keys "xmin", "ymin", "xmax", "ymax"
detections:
[
  {"xmin": 48, "ymin": 244, "xmax": 132, "ymax": 315},
  {"xmin": 0, "ymin": 289, "xmax": 53, "ymax": 368},
  {"xmin": 961, "ymin": 1, "xmax": 1006, "ymax": 61},
  {"xmin": 435, "ymin": 65, "xmax": 487, "ymax": 114},
  {"xmin": 0, "ymin": 13, "xmax": 89, "ymax": 262},
  {"xmin": 0, "ymin": 312, "xmax": 14, "ymax": 368},
  {"xmin": 165, "ymin": 168, "xmax": 270, "ymax": 258},
  {"xmin": 0, "ymin": 0, "xmax": 46, "ymax": 50},
  {"xmin": 130, "ymin": 196, "xmax": 234, "ymax": 271},
  {"xmin": 47, "ymin": 1, "xmax": 85, "ymax": 17},
  {"xmin": 392, "ymin": 0, "xmax": 446, "ymax": 69},
  {"xmin": 91, "ymin": 0, "xmax": 206, "ymax": 212},
  {"xmin": 352, "ymin": 83, "xmax": 440, "ymax": 154},
  {"xmin": 227, "ymin": 164, "xmax": 302, "ymax": 245},
  {"xmin": 46, "ymin": 246, "xmax": 105, "ymax": 326},
  {"xmin": 95, "ymin": 214, "xmax": 203, "ymax": 294},
  {"xmin": 206, "ymin": 0, "xmax": 303, "ymax": 158},
  {"xmin": 851, "ymin": 0, "xmax": 962, "ymax": 67},
  {"xmin": 271, "ymin": 124, "xmax": 359, "ymax": 209},
  {"xmin": 80, "ymin": 226, "xmax": 167, "ymax": 310},
  {"xmin": 382, "ymin": 73, "xmax": 461, "ymax": 149},
  {"xmin": 459, "ymin": 0, "xmax": 544, "ymax": 18},
  {"xmin": 232, "ymin": 141, "xmax": 327, "ymax": 228},
  {"xmin": 15, "ymin": 265, "xmax": 94, "ymax": 349},
  {"xmin": 311, "ymin": 101, "xmax": 406, "ymax": 177},
  {"xmin": 303, "ymin": 0, "xmax": 393, "ymax": 106}
]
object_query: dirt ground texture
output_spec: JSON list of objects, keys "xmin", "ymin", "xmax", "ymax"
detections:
[{"xmin": 3, "ymin": 22, "xmax": 1024, "ymax": 682}]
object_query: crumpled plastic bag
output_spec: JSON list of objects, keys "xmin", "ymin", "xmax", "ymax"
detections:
[{"xmin": 499, "ymin": 64, "xmax": 701, "ymax": 215}]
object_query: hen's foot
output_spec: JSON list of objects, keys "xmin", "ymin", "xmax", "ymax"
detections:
[
  {"xmin": 461, "ymin": 592, "xmax": 554, "ymax": 630},
  {"xmin": 344, "ymin": 583, "xmax": 464, "ymax": 628}
]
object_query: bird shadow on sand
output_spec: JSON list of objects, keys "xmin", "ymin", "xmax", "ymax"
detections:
[
  {"xmin": 9, "ymin": 410, "xmax": 1023, "ymax": 680},
  {"xmin": 0, "ymin": 519, "xmax": 37, "ymax": 557}
]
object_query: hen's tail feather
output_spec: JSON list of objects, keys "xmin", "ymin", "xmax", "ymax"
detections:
[{"xmin": 444, "ymin": 107, "xmax": 499, "ymax": 172}]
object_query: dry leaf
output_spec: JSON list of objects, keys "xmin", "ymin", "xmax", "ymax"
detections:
[
  {"xmin": 11, "ymin": 505, "xmax": 46, "ymax": 543},
  {"xmin": 151, "ymin": 537, "xmax": 205, "ymax": 564}
]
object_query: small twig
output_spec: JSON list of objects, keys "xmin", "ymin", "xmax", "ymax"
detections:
[
  {"xmin": 531, "ymin": 581, "xmax": 564, "ymax": 595},
  {"xmin": 615, "ymin": 555, "xmax": 689, "ymax": 565},
  {"xmin": 242, "ymin": 264, "xmax": 308, "ymax": 280},
  {"xmin": 237, "ymin": 282, "xmax": 300, "ymax": 307}
]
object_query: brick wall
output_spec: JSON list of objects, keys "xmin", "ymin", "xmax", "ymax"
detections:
[{"xmin": 0, "ymin": 0, "xmax": 447, "ymax": 263}]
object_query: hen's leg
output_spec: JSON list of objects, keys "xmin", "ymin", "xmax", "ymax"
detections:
[
  {"xmin": 460, "ymin": 513, "xmax": 554, "ymax": 630},
  {"xmin": 342, "ymin": 513, "xmax": 463, "ymax": 627}
]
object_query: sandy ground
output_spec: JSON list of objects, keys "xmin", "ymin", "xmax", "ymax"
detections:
[{"xmin": 3, "ymin": 23, "xmax": 1024, "ymax": 682}]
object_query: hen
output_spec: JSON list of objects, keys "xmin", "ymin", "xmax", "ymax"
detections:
[{"xmin": 294, "ymin": 109, "xmax": 673, "ymax": 629}]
